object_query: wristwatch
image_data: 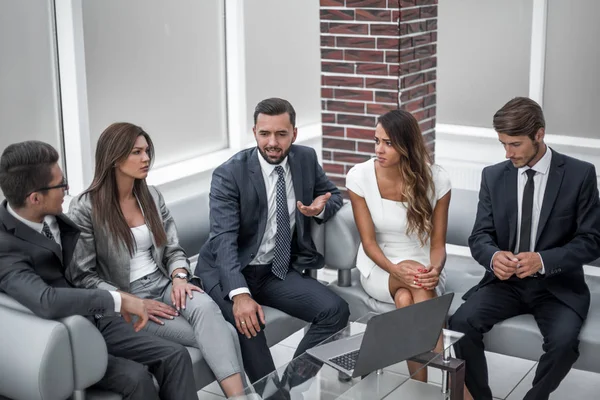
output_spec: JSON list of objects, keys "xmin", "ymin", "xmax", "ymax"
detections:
[{"xmin": 173, "ymin": 272, "xmax": 190, "ymax": 281}]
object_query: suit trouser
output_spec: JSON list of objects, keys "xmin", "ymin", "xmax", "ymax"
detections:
[
  {"xmin": 449, "ymin": 278, "xmax": 584, "ymax": 400},
  {"xmin": 129, "ymin": 270, "xmax": 244, "ymax": 382},
  {"xmin": 93, "ymin": 315, "xmax": 198, "ymax": 400},
  {"xmin": 209, "ymin": 265, "xmax": 350, "ymax": 384}
]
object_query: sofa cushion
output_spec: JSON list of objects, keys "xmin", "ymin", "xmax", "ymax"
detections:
[
  {"xmin": 168, "ymin": 192, "xmax": 210, "ymax": 258},
  {"xmin": 328, "ymin": 269, "xmax": 395, "ymax": 321},
  {"xmin": 446, "ymin": 189, "xmax": 479, "ymax": 247},
  {"xmin": 263, "ymin": 306, "xmax": 309, "ymax": 347}
]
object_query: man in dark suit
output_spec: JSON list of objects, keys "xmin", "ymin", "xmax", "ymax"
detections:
[
  {"xmin": 449, "ymin": 97, "xmax": 600, "ymax": 400},
  {"xmin": 0, "ymin": 141, "xmax": 197, "ymax": 400},
  {"xmin": 196, "ymin": 98, "xmax": 350, "ymax": 385}
]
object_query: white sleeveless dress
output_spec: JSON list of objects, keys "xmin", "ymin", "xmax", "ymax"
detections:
[{"xmin": 345, "ymin": 158, "xmax": 452, "ymax": 303}]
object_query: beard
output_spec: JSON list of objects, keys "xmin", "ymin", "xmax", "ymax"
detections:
[
  {"xmin": 258, "ymin": 145, "xmax": 291, "ymax": 165},
  {"xmin": 511, "ymin": 141, "xmax": 540, "ymax": 168},
  {"xmin": 522, "ymin": 141, "xmax": 540, "ymax": 167}
]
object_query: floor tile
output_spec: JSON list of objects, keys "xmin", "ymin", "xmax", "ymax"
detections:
[
  {"xmin": 271, "ymin": 343, "xmax": 297, "ymax": 368},
  {"xmin": 485, "ymin": 351, "xmax": 537, "ymax": 399},
  {"xmin": 197, "ymin": 389, "xmax": 225, "ymax": 400},
  {"xmin": 279, "ymin": 327, "xmax": 306, "ymax": 349},
  {"xmin": 202, "ymin": 380, "xmax": 225, "ymax": 397},
  {"xmin": 506, "ymin": 366, "xmax": 600, "ymax": 400}
]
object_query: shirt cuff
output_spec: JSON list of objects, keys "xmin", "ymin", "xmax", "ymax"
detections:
[
  {"xmin": 109, "ymin": 291, "xmax": 122, "ymax": 313},
  {"xmin": 489, "ymin": 251, "xmax": 500, "ymax": 271},
  {"xmin": 315, "ymin": 205, "xmax": 326, "ymax": 220},
  {"xmin": 229, "ymin": 287, "xmax": 251, "ymax": 301},
  {"xmin": 537, "ymin": 252, "xmax": 546, "ymax": 274}
]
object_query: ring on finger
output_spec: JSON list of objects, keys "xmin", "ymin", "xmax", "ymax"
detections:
[
  {"xmin": 240, "ymin": 321, "xmax": 246, "ymax": 325},
  {"xmin": 413, "ymin": 280, "xmax": 417, "ymax": 285}
]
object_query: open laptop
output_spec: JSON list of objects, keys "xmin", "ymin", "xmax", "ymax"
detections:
[{"xmin": 306, "ymin": 292, "xmax": 454, "ymax": 378}]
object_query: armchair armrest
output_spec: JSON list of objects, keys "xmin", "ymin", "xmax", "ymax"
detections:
[
  {"xmin": 0, "ymin": 293, "xmax": 108, "ymax": 393},
  {"xmin": 324, "ymin": 202, "xmax": 360, "ymax": 286},
  {"xmin": 0, "ymin": 305, "xmax": 74, "ymax": 400},
  {"xmin": 59, "ymin": 315, "xmax": 108, "ymax": 390}
]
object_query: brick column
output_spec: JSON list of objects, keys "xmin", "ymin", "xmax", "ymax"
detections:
[{"xmin": 320, "ymin": 0, "xmax": 438, "ymax": 191}]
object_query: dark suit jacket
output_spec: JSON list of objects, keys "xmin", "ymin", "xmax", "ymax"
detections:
[
  {"xmin": 0, "ymin": 201, "xmax": 115, "ymax": 319},
  {"xmin": 468, "ymin": 149, "xmax": 600, "ymax": 319},
  {"xmin": 196, "ymin": 145, "xmax": 343, "ymax": 297}
]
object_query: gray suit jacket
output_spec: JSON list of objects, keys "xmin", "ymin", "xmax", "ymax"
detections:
[
  {"xmin": 67, "ymin": 186, "xmax": 191, "ymax": 292},
  {"xmin": 0, "ymin": 201, "xmax": 115, "ymax": 318},
  {"xmin": 196, "ymin": 145, "xmax": 343, "ymax": 296}
]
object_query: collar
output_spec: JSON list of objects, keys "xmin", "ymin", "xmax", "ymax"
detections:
[
  {"xmin": 257, "ymin": 151, "xmax": 290, "ymax": 176},
  {"xmin": 519, "ymin": 144, "xmax": 552, "ymax": 176},
  {"xmin": 6, "ymin": 203, "xmax": 55, "ymax": 233}
]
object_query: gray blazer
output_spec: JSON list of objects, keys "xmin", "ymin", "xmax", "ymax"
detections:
[
  {"xmin": 196, "ymin": 145, "xmax": 343, "ymax": 296},
  {"xmin": 67, "ymin": 186, "xmax": 191, "ymax": 292},
  {"xmin": 0, "ymin": 201, "xmax": 115, "ymax": 318}
]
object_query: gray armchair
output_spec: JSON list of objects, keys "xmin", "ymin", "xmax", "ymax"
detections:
[
  {"xmin": 0, "ymin": 190, "xmax": 313, "ymax": 400},
  {"xmin": 0, "ymin": 293, "xmax": 107, "ymax": 400}
]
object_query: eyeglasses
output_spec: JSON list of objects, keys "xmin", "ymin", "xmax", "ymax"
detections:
[{"xmin": 26, "ymin": 179, "xmax": 69, "ymax": 198}]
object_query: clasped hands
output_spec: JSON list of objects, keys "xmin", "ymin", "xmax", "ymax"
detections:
[
  {"xmin": 492, "ymin": 251, "xmax": 542, "ymax": 280},
  {"xmin": 390, "ymin": 260, "xmax": 441, "ymax": 290}
]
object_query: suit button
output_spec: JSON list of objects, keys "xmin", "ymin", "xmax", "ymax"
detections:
[{"xmin": 250, "ymin": 253, "xmax": 255, "ymax": 259}]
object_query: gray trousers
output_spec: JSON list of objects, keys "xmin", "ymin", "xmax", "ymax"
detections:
[
  {"xmin": 129, "ymin": 270, "xmax": 243, "ymax": 381},
  {"xmin": 94, "ymin": 315, "xmax": 197, "ymax": 400}
]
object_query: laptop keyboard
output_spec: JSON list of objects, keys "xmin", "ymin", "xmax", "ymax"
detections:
[{"xmin": 329, "ymin": 349, "xmax": 360, "ymax": 371}]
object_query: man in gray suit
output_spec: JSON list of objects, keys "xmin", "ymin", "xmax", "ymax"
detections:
[
  {"xmin": 197, "ymin": 98, "xmax": 350, "ymax": 385},
  {"xmin": 0, "ymin": 141, "xmax": 197, "ymax": 400}
]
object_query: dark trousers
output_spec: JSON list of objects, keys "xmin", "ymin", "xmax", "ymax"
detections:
[
  {"xmin": 92, "ymin": 316, "xmax": 198, "ymax": 400},
  {"xmin": 209, "ymin": 265, "xmax": 350, "ymax": 384},
  {"xmin": 449, "ymin": 278, "xmax": 583, "ymax": 400}
]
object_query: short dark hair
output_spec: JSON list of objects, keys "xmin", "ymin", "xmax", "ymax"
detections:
[
  {"xmin": 493, "ymin": 97, "xmax": 545, "ymax": 140},
  {"xmin": 253, "ymin": 98, "xmax": 296, "ymax": 127},
  {"xmin": 0, "ymin": 141, "xmax": 59, "ymax": 208}
]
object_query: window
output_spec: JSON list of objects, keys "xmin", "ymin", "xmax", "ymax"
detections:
[{"xmin": 82, "ymin": 0, "xmax": 228, "ymax": 167}]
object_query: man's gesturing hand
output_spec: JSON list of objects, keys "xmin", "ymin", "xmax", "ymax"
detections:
[
  {"xmin": 297, "ymin": 192, "xmax": 331, "ymax": 217},
  {"xmin": 232, "ymin": 293, "xmax": 266, "ymax": 339},
  {"xmin": 515, "ymin": 252, "xmax": 542, "ymax": 278},
  {"xmin": 492, "ymin": 251, "xmax": 518, "ymax": 280},
  {"xmin": 119, "ymin": 292, "xmax": 150, "ymax": 332},
  {"xmin": 142, "ymin": 299, "xmax": 178, "ymax": 326}
]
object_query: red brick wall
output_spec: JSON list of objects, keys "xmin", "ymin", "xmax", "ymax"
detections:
[{"xmin": 320, "ymin": 0, "xmax": 438, "ymax": 191}]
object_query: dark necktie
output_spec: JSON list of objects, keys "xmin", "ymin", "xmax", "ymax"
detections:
[
  {"xmin": 272, "ymin": 166, "xmax": 291, "ymax": 280},
  {"xmin": 42, "ymin": 221, "xmax": 55, "ymax": 242},
  {"xmin": 518, "ymin": 169, "xmax": 536, "ymax": 253}
]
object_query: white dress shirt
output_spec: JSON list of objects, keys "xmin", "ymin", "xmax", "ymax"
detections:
[
  {"xmin": 229, "ymin": 153, "xmax": 325, "ymax": 299},
  {"xmin": 7, "ymin": 204, "xmax": 122, "ymax": 312},
  {"xmin": 514, "ymin": 146, "xmax": 552, "ymax": 274},
  {"xmin": 490, "ymin": 146, "xmax": 551, "ymax": 274}
]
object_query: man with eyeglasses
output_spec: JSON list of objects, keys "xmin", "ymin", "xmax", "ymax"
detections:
[{"xmin": 0, "ymin": 141, "xmax": 198, "ymax": 399}]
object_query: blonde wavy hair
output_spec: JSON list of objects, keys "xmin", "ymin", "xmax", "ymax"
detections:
[{"xmin": 378, "ymin": 110, "xmax": 435, "ymax": 246}]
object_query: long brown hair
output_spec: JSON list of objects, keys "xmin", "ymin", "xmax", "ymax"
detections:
[
  {"xmin": 81, "ymin": 122, "xmax": 167, "ymax": 255},
  {"xmin": 378, "ymin": 110, "xmax": 435, "ymax": 246}
]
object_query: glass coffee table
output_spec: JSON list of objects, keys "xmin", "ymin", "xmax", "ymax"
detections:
[{"xmin": 239, "ymin": 312, "xmax": 465, "ymax": 400}]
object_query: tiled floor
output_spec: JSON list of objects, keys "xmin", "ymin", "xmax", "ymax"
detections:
[
  {"xmin": 196, "ymin": 330, "xmax": 600, "ymax": 399},
  {"xmin": 197, "ymin": 266, "xmax": 600, "ymax": 398}
]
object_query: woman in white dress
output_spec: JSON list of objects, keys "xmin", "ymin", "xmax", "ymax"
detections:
[{"xmin": 346, "ymin": 109, "xmax": 451, "ymax": 382}]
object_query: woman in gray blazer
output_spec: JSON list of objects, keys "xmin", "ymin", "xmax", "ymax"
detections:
[{"xmin": 68, "ymin": 122, "xmax": 245, "ymax": 398}]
